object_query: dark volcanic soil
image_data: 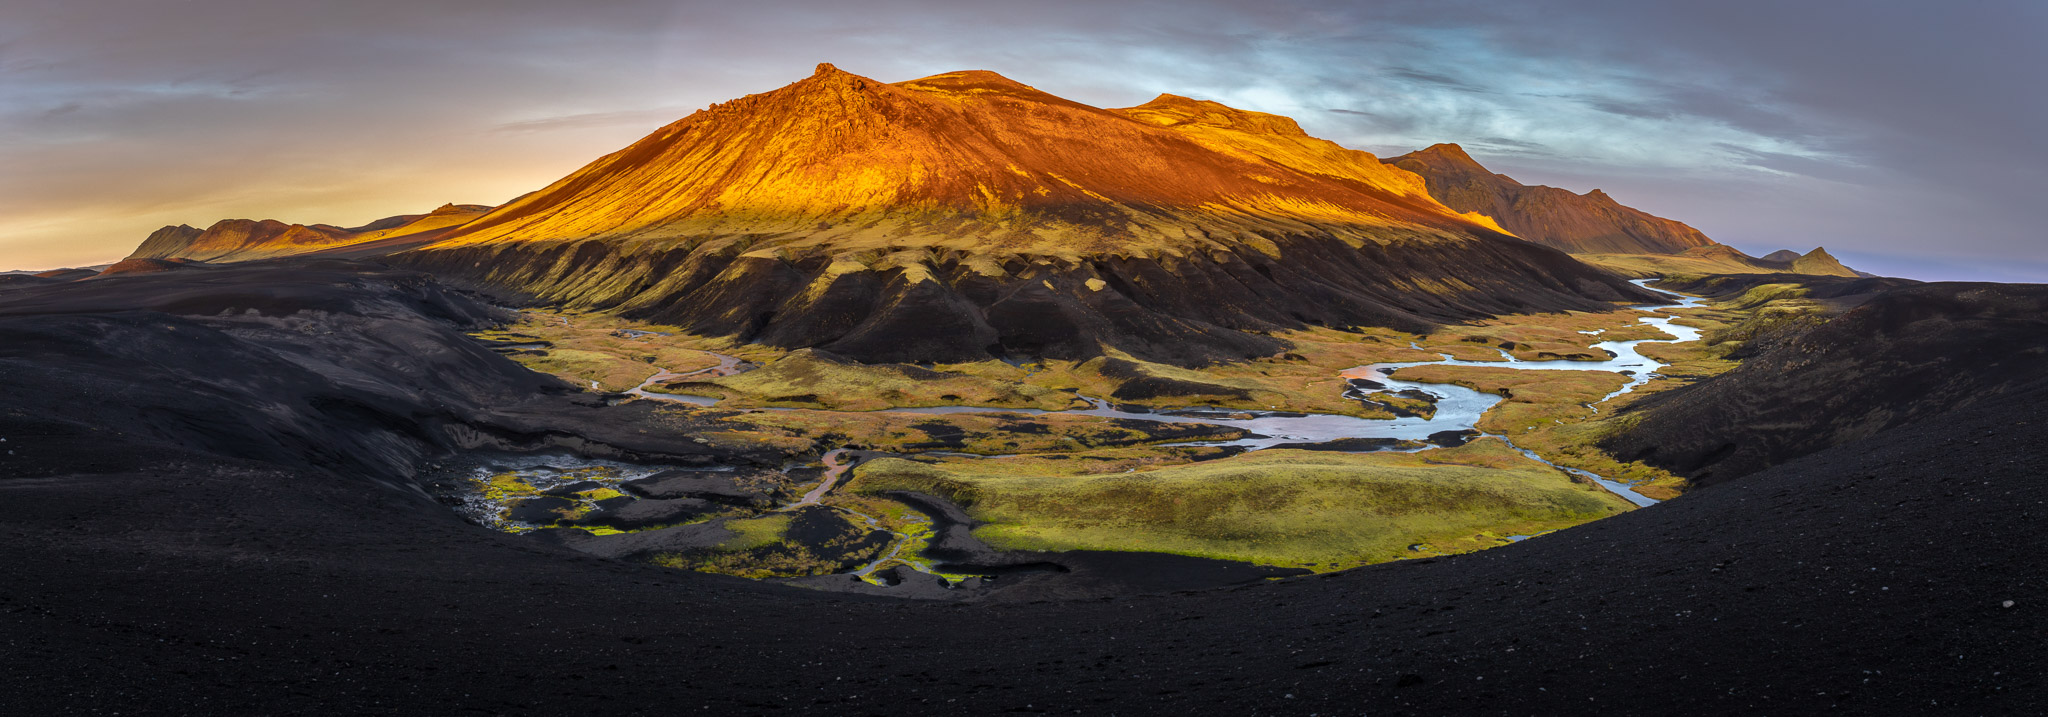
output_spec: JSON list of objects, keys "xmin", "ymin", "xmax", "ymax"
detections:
[
  {"xmin": 2, "ymin": 264, "xmax": 2044, "ymax": 715},
  {"xmin": 1608, "ymin": 281, "xmax": 2048, "ymax": 486},
  {"xmin": 395, "ymin": 232, "xmax": 1657, "ymax": 367}
]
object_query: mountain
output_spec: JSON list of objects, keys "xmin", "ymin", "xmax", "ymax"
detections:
[
  {"xmin": 1782, "ymin": 246, "xmax": 1853, "ymax": 275},
  {"xmin": 1383, "ymin": 143, "xmax": 1716, "ymax": 254},
  {"xmin": 395, "ymin": 64, "xmax": 1655, "ymax": 366},
  {"xmin": 127, "ymin": 204, "xmax": 491, "ymax": 263},
  {"xmin": 1576, "ymin": 244, "xmax": 1862, "ymax": 278}
]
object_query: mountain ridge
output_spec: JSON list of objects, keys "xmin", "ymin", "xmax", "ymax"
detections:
[
  {"xmin": 127, "ymin": 204, "xmax": 492, "ymax": 263},
  {"xmin": 1384, "ymin": 143, "xmax": 1717, "ymax": 254}
]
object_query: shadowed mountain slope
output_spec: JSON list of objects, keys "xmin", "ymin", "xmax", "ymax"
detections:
[
  {"xmin": 1604, "ymin": 281, "xmax": 2048, "ymax": 485},
  {"xmin": 1385, "ymin": 143, "xmax": 1717, "ymax": 255},
  {"xmin": 394, "ymin": 65, "xmax": 1655, "ymax": 366}
]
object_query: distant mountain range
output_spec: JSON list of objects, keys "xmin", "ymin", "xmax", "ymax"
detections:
[
  {"xmin": 116, "ymin": 64, "xmax": 1867, "ymax": 361},
  {"xmin": 1384, "ymin": 143, "xmax": 1714, "ymax": 255},
  {"xmin": 129, "ymin": 204, "xmax": 491, "ymax": 263}
]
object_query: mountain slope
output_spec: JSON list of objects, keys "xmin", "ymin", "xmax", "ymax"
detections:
[
  {"xmin": 128, "ymin": 204, "xmax": 491, "ymax": 263},
  {"xmin": 1603, "ymin": 281, "xmax": 2048, "ymax": 485},
  {"xmin": 396, "ymin": 65, "xmax": 1656, "ymax": 366},
  {"xmin": 1384, "ymin": 143, "xmax": 1716, "ymax": 254}
]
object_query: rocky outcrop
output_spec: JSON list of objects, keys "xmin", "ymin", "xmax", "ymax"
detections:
[{"xmin": 1384, "ymin": 143, "xmax": 1717, "ymax": 254}]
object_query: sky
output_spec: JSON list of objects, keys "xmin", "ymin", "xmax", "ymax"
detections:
[{"xmin": 2, "ymin": 0, "xmax": 2043, "ymax": 281}]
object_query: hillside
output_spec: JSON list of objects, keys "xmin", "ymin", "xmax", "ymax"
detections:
[
  {"xmin": 394, "ymin": 65, "xmax": 1655, "ymax": 366},
  {"xmin": 1384, "ymin": 143, "xmax": 1716, "ymax": 254}
]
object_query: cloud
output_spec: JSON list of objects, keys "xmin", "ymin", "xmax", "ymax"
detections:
[{"xmin": 491, "ymin": 107, "xmax": 694, "ymax": 134}]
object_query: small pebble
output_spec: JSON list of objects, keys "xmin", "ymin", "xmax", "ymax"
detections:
[{"xmin": 2002, "ymin": 600, "xmax": 2015, "ymax": 608}]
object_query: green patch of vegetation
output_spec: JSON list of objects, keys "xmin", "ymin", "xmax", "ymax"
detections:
[
  {"xmin": 652, "ymin": 513, "xmax": 885, "ymax": 580},
  {"xmin": 908, "ymin": 445, "xmax": 1244, "ymax": 477},
  {"xmin": 513, "ymin": 348, "xmax": 659, "ymax": 392},
  {"xmin": 664, "ymin": 349, "xmax": 1076, "ymax": 411},
  {"xmin": 475, "ymin": 309, "xmax": 780, "ymax": 392},
  {"xmin": 845, "ymin": 440, "xmax": 1634, "ymax": 569},
  {"xmin": 716, "ymin": 514, "xmax": 792, "ymax": 551},
  {"xmin": 1391, "ymin": 365, "xmax": 1624, "ymax": 432},
  {"xmin": 480, "ymin": 472, "xmax": 541, "ymax": 502},
  {"xmin": 721, "ymin": 408, "xmax": 1246, "ymax": 456}
]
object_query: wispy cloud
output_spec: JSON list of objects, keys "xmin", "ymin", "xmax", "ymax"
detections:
[{"xmin": 491, "ymin": 106, "xmax": 693, "ymax": 134}]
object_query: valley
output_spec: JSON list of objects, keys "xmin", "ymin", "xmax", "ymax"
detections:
[
  {"xmin": 446, "ymin": 278, "xmax": 1747, "ymax": 584},
  {"xmin": 6, "ymin": 46, "xmax": 2042, "ymax": 715}
]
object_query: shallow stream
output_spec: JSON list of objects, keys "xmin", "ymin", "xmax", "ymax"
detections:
[{"xmin": 473, "ymin": 279, "xmax": 1705, "ymax": 579}]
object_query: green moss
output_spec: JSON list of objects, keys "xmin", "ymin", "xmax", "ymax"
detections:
[
  {"xmin": 480, "ymin": 472, "xmax": 541, "ymax": 502},
  {"xmin": 680, "ymin": 350, "xmax": 1073, "ymax": 411},
  {"xmin": 846, "ymin": 439, "xmax": 1634, "ymax": 568},
  {"xmin": 511, "ymin": 348, "xmax": 657, "ymax": 392},
  {"xmin": 717, "ymin": 514, "xmax": 792, "ymax": 551}
]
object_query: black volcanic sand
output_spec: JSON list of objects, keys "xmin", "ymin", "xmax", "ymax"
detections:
[
  {"xmin": 2, "ymin": 263, "xmax": 2044, "ymax": 714},
  {"xmin": 394, "ymin": 231, "xmax": 1660, "ymax": 367},
  {"xmin": 1608, "ymin": 281, "xmax": 2048, "ymax": 486},
  {"xmin": 1654, "ymin": 272, "xmax": 1921, "ymax": 310}
]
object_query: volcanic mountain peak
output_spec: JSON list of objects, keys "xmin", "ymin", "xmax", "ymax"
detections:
[
  {"xmin": 394, "ymin": 65, "xmax": 1654, "ymax": 366},
  {"xmin": 433, "ymin": 64, "xmax": 1507, "ymax": 263},
  {"xmin": 1386, "ymin": 144, "xmax": 1717, "ymax": 255}
]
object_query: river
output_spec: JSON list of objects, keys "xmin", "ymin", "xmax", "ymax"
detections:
[
  {"xmin": 622, "ymin": 280, "xmax": 1701, "ymax": 502},
  {"xmin": 568, "ymin": 279, "xmax": 1706, "ymax": 576}
]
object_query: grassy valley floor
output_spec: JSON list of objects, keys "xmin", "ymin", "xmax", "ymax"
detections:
[{"xmin": 458, "ymin": 282, "xmax": 1814, "ymax": 579}]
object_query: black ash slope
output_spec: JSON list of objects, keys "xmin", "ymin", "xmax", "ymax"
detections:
[
  {"xmin": 0, "ymin": 260, "xmax": 790, "ymax": 481},
  {"xmin": 2, "ymin": 264, "xmax": 2043, "ymax": 715},
  {"xmin": 1606, "ymin": 281, "xmax": 2048, "ymax": 486},
  {"xmin": 395, "ymin": 233, "xmax": 1656, "ymax": 367}
]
